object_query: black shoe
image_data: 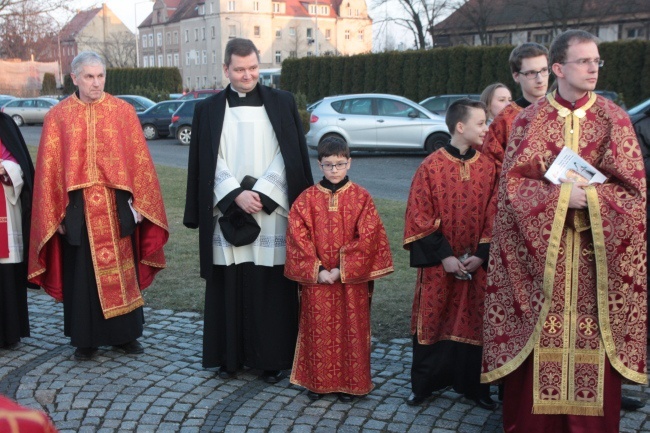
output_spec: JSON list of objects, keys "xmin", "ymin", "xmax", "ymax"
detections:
[
  {"xmin": 218, "ymin": 367, "xmax": 235, "ymax": 379},
  {"xmin": 113, "ymin": 340, "xmax": 144, "ymax": 354},
  {"xmin": 338, "ymin": 393, "xmax": 354, "ymax": 403},
  {"xmin": 621, "ymin": 396, "xmax": 644, "ymax": 411},
  {"xmin": 261, "ymin": 370, "xmax": 286, "ymax": 384},
  {"xmin": 307, "ymin": 391, "xmax": 323, "ymax": 401},
  {"xmin": 74, "ymin": 347, "xmax": 98, "ymax": 361},
  {"xmin": 473, "ymin": 395, "xmax": 498, "ymax": 410},
  {"xmin": 406, "ymin": 392, "xmax": 428, "ymax": 406}
]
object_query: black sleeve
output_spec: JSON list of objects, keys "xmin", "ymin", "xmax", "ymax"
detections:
[
  {"xmin": 409, "ymin": 231, "xmax": 454, "ymax": 268},
  {"xmin": 217, "ymin": 187, "xmax": 244, "ymax": 214},
  {"xmin": 258, "ymin": 192, "xmax": 279, "ymax": 214},
  {"xmin": 115, "ymin": 189, "xmax": 137, "ymax": 238}
]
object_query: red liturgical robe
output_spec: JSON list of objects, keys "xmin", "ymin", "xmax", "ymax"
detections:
[
  {"xmin": 404, "ymin": 148, "xmax": 498, "ymax": 345},
  {"xmin": 0, "ymin": 395, "xmax": 58, "ymax": 433},
  {"xmin": 481, "ymin": 92, "xmax": 647, "ymax": 417},
  {"xmin": 480, "ymin": 101, "xmax": 523, "ymax": 178},
  {"xmin": 285, "ymin": 181, "xmax": 393, "ymax": 395},
  {"xmin": 28, "ymin": 93, "xmax": 169, "ymax": 318}
]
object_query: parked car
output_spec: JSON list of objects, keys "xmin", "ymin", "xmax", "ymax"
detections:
[
  {"xmin": 169, "ymin": 99, "xmax": 201, "ymax": 145},
  {"xmin": 179, "ymin": 89, "xmax": 222, "ymax": 100},
  {"xmin": 306, "ymin": 93, "xmax": 450, "ymax": 153},
  {"xmin": 628, "ymin": 97, "xmax": 650, "ymax": 116},
  {"xmin": 1, "ymin": 97, "xmax": 58, "ymax": 126},
  {"xmin": 137, "ymin": 100, "xmax": 184, "ymax": 140},
  {"xmin": 419, "ymin": 94, "xmax": 481, "ymax": 115},
  {"xmin": 0, "ymin": 95, "xmax": 16, "ymax": 108},
  {"xmin": 116, "ymin": 95, "xmax": 156, "ymax": 112}
]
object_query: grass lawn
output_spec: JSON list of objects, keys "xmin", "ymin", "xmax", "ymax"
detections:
[{"xmin": 26, "ymin": 147, "xmax": 416, "ymax": 342}]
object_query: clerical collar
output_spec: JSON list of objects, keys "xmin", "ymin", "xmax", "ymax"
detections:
[
  {"xmin": 320, "ymin": 176, "xmax": 350, "ymax": 192},
  {"xmin": 226, "ymin": 84, "xmax": 263, "ymax": 107},
  {"xmin": 444, "ymin": 143, "xmax": 475, "ymax": 160},
  {"xmin": 554, "ymin": 91, "xmax": 591, "ymax": 110},
  {"xmin": 515, "ymin": 97, "xmax": 532, "ymax": 109}
]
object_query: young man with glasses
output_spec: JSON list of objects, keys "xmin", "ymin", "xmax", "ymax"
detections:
[
  {"xmin": 403, "ymin": 99, "xmax": 498, "ymax": 409},
  {"xmin": 480, "ymin": 42, "xmax": 549, "ymax": 176},
  {"xmin": 284, "ymin": 135, "xmax": 393, "ymax": 402},
  {"xmin": 481, "ymin": 29, "xmax": 646, "ymax": 432}
]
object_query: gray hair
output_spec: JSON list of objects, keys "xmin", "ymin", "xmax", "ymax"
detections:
[{"xmin": 71, "ymin": 51, "xmax": 106, "ymax": 76}]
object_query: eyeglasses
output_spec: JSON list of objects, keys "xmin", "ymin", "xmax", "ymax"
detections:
[
  {"xmin": 560, "ymin": 58, "xmax": 604, "ymax": 68},
  {"xmin": 518, "ymin": 67, "xmax": 550, "ymax": 80},
  {"xmin": 320, "ymin": 161, "xmax": 349, "ymax": 171}
]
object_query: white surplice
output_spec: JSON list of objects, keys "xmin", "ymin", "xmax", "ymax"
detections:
[{"xmin": 0, "ymin": 160, "xmax": 24, "ymax": 264}]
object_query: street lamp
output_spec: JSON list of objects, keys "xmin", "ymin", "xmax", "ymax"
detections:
[
  {"xmin": 225, "ymin": 17, "xmax": 241, "ymax": 38},
  {"xmin": 134, "ymin": 0, "xmax": 154, "ymax": 68}
]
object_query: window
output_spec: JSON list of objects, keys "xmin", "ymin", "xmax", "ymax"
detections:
[
  {"xmin": 211, "ymin": 26, "xmax": 216, "ymax": 39},
  {"xmin": 174, "ymin": 31, "xmax": 178, "ymax": 43},
  {"xmin": 148, "ymin": 34, "xmax": 153, "ymax": 46},
  {"xmin": 201, "ymin": 27, "xmax": 206, "ymax": 40},
  {"xmin": 157, "ymin": 54, "xmax": 163, "ymax": 66},
  {"xmin": 186, "ymin": 52, "xmax": 190, "ymax": 65},
  {"xmin": 196, "ymin": 77, "xmax": 200, "ymax": 89},
  {"xmin": 203, "ymin": 76, "xmax": 207, "ymax": 86},
  {"xmin": 186, "ymin": 77, "xmax": 191, "ymax": 88},
  {"xmin": 202, "ymin": 50, "xmax": 207, "ymax": 64},
  {"xmin": 229, "ymin": 25, "xmax": 237, "ymax": 38},
  {"xmin": 253, "ymin": 1, "xmax": 259, "ymax": 11},
  {"xmin": 289, "ymin": 27, "xmax": 296, "ymax": 36},
  {"xmin": 289, "ymin": 50, "xmax": 297, "ymax": 58},
  {"xmin": 337, "ymin": 98, "xmax": 372, "ymax": 115},
  {"xmin": 195, "ymin": 51, "xmax": 200, "ymax": 65},
  {"xmin": 276, "ymin": 28, "xmax": 282, "ymax": 39},
  {"xmin": 534, "ymin": 33, "xmax": 550, "ymax": 44},
  {"xmin": 275, "ymin": 51, "xmax": 282, "ymax": 63},
  {"xmin": 194, "ymin": 29, "xmax": 199, "ymax": 41},
  {"xmin": 320, "ymin": 5, "xmax": 328, "ymax": 14},
  {"xmin": 358, "ymin": 30, "xmax": 363, "ymax": 40},
  {"xmin": 166, "ymin": 32, "xmax": 171, "ymax": 44},
  {"xmin": 254, "ymin": 26, "xmax": 261, "ymax": 37},
  {"xmin": 309, "ymin": 5, "xmax": 316, "ymax": 14},
  {"xmin": 167, "ymin": 54, "xmax": 172, "ymax": 66},
  {"xmin": 273, "ymin": 3, "xmax": 280, "ymax": 12},
  {"xmin": 307, "ymin": 28, "xmax": 313, "ymax": 38},
  {"xmin": 212, "ymin": 50, "xmax": 217, "ymax": 63},
  {"xmin": 157, "ymin": 32, "xmax": 162, "ymax": 46},
  {"xmin": 627, "ymin": 28, "xmax": 644, "ymax": 39},
  {"xmin": 199, "ymin": 3, "xmax": 205, "ymax": 14},
  {"xmin": 210, "ymin": 2, "xmax": 213, "ymax": 13},
  {"xmin": 355, "ymin": 8, "xmax": 359, "ymax": 16},
  {"xmin": 377, "ymin": 99, "xmax": 414, "ymax": 117},
  {"xmin": 174, "ymin": 53, "xmax": 179, "ymax": 66},
  {"xmin": 344, "ymin": 30, "xmax": 350, "ymax": 40},
  {"xmin": 228, "ymin": 1, "xmax": 235, "ymax": 11},
  {"xmin": 149, "ymin": 55, "xmax": 154, "ymax": 67},
  {"xmin": 143, "ymin": 56, "xmax": 149, "ymax": 67},
  {"xmin": 184, "ymin": 30, "xmax": 189, "ymax": 42},
  {"xmin": 325, "ymin": 29, "xmax": 331, "ymax": 40}
]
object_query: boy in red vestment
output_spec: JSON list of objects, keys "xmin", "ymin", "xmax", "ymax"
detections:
[
  {"xmin": 403, "ymin": 99, "xmax": 498, "ymax": 409},
  {"xmin": 284, "ymin": 136, "xmax": 393, "ymax": 402}
]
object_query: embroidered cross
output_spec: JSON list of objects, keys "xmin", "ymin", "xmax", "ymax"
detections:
[
  {"xmin": 544, "ymin": 315, "xmax": 561, "ymax": 334},
  {"xmin": 582, "ymin": 244, "xmax": 595, "ymax": 261},
  {"xmin": 579, "ymin": 317, "xmax": 597, "ymax": 336}
]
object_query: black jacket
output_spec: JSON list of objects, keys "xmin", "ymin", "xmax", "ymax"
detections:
[{"xmin": 183, "ymin": 85, "xmax": 313, "ymax": 281}]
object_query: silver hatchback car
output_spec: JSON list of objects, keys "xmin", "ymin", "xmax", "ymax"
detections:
[
  {"xmin": 306, "ymin": 93, "xmax": 450, "ymax": 153},
  {"xmin": 1, "ymin": 97, "xmax": 58, "ymax": 126}
]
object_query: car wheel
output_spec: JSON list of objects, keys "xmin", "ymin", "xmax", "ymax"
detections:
[
  {"xmin": 11, "ymin": 115, "xmax": 24, "ymax": 126},
  {"xmin": 177, "ymin": 126, "xmax": 192, "ymax": 145},
  {"xmin": 143, "ymin": 124, "xmax": 158, "ymax": 140},
  {"xmin": 425, "ymin": 132, "xmax": 450, "ymax": 153}
]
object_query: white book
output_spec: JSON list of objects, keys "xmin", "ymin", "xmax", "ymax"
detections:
[{"xmin": 544, "ymin": 147, "xmax": 607, "ymax": 185}]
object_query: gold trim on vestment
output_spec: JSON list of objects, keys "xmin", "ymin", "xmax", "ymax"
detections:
[{"xmin": 403, "ymin": 219, "xmax": 441, "ymax": 247}]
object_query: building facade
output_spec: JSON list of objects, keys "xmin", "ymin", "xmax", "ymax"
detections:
[
  {"xmin": 138, "ymin": 0, "xmax": 372, "ymax": 90},
  {"xmin": 433, "ymin": 0, "xmax": 650, "ymax": 48}
]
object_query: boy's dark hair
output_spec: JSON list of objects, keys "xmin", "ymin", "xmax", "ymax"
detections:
[
  {"xmin": 318, "ymin": 136, "xmax": 350, "ymax": 160},
  {"xmin": 445, "ymin": 99, "xmax": 487, "ymax": 135},
  {"xmin": 549, "ymin": 30, "xmax": 599, "ymax": 66},
  {"xmin": 224, "ymin": 38, "xmax": 260, "ymax": 66},
  {"xmin": 509, "ymin": 43, "xmax": 549, "ymax": 74}
]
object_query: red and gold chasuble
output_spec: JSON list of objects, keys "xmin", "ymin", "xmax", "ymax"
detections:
[
  {"xmin": 481, "ymin": 92, "xmax": 647, "ymax": 416},
  {"xmin": 480, "ymin": 101, "xmax": 523, "ymax": 177},
  {"xmin": 285, "ymin": 182, "xmax": 393, "ymax": 395},
  {"xmin": 28, "ymin": 93, "xmax": 169, "ymax": 318},
  {"xmin": 403, "ymin": 149, "xmax": 497, "ymax": 345},
  {"xmin": 0, "ymin": 395, "xmax": 58, "ymax": 433}
]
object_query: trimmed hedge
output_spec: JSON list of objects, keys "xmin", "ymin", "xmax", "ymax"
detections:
[{"xmin": 282, "ymin": 40, "xmax": 650, "ymax": 107}]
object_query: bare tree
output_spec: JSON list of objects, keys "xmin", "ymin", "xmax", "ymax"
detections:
[
  {"xmin": 0, "ymin": 0, "xmax": 70, "ymax": 17},
  {"xmin": 0, "ymin": 1, "xmax": 60, "ymax": 59},
  {"xmin": 372, "ymin": 0, "xmax": 452, "ymax": 50},
  {"xmin": 449, "ymin": 0, "xmax": 493, "ymax": 45},
  {"xmin": 76, "ymin": 32, "xmax": 136, "ymax": 68}
]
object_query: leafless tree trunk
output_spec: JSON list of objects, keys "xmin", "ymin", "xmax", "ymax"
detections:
[
  {"xmin": 77, "ymin": 32, "xmax": 137, "ymax": 68},
  {"xmin": 0, "ymin": 1, "xmax": 60, "ymax": 59}
]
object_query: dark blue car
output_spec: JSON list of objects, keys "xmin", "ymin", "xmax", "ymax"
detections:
[
  {"xmin": 169, "ymin": 99, "xmax": 200, "ymax": 145},
  {"xmin": 137, "ymin": 100, "xmax": 184, "ymax": 140}
]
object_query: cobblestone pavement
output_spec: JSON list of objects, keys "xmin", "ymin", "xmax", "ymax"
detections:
[{"xmin": 2, "ymin": 290, "xmax": 649, "ymax": 433}]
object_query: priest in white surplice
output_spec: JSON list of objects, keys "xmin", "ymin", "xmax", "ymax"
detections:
[{"xmin": 184, "ymin": 38, "xmax": 313, "ymax": 383}]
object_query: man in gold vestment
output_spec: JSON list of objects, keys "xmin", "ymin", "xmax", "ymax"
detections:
[
  {"xmin": 481, "ymin": 30, "xmax": 647, "ymax": 432},
  {"xmin": 28, "ymin": 52, "xmax": 169, "ymax": 361}
]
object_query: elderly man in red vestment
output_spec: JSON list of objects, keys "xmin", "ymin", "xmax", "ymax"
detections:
[
  {"xmin": 28, "ymin": 52, "xmax": 169, "ymax": 361},
  {"xmin": 480, "ymin": 43, "xmax": 549, "ymax": 176},
  {"xmin": 481, "ymin": 30, "xmax": 647, "ymax": 433},
  {"xmin": 404, "ymin": 99, "xmax": 498, "ymax": 409}
]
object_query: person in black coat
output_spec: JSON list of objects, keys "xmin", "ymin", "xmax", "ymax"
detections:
[
  {"xmin": 0, "ymin": 111, "xmax": 36, "ymax": 348},
  {"xmin": 183, "ymin": 38, "xmax": 313, "ymax": 383}
]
